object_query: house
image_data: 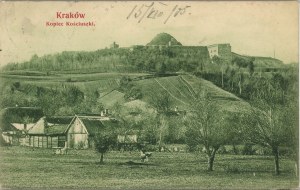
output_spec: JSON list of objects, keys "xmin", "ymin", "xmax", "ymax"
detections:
[
  {"xmin": 1, "ymin": 124, "xmax": 21, "ymax": 145},
  {"xmin": 0, "ymin": 107, "xmax": 43, "ymax": 145},
  {"xmin": 25, "ymin": 115, "xmax": 120, "ymax": 149},
  {"xmin": 26, "ymin": 116, "xmax": 73, "ymax": 148}
]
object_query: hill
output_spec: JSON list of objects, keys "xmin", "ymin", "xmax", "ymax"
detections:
[
  {"xmin": 147, "ymin": 33, "xmax": 182, "ymax": 46},
  {"xmin": 100, "ymin": 74, "xmax": 250, "ymax": 113},
  {"xmin": 232, "ymin": 52, "xmax": 283, "ymax": 68}
]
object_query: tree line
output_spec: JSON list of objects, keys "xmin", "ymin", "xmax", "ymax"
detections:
[{"xmin": 1, "ymin": 46, "xmax": 210, "ymax": 74}]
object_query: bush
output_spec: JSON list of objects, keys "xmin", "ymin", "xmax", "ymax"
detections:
[
  {"xmin": 217, "ymin": 146, "xmax": 227, "ymax": 154},
  {"xmin": 75, "ymin": 141, "xmax": 86, "ymax": 150},
  {"xmin": 223, "ymin": 163, "xmax": 240, "ymax": 174},
  {"xmin": 242, "ymin": 144, "xmax": 256, "ymax": 155}
]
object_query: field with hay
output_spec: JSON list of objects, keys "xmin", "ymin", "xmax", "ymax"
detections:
[{"xmin": 0, "ymin": 146, "xmax": 298, "ymax": 189}]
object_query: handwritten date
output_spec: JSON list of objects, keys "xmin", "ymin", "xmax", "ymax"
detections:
[{"xmin": 127, "ymin": 2, "xmax": 191, "ymax": 24}]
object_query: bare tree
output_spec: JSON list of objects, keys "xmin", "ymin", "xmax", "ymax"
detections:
[
  {"xmin": 185, "ymin": 92, "xmax": 234, "ymax": 171},
  {"xmin": 241, "ymin": 101, "xmax": 295, "ymax": 175},
  {"xmin": 148, "ymin": 91, "xmax": 172, "ymax": 149},
  {"xmin": 212, "ymin": 55, "xmax": 224, "ymax": 88}
]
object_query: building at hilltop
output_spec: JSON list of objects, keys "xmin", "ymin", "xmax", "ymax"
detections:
[
  {"xmin": 133, "ymin": 33, "xmax": 233, "ymax": 64},
  {"xmin": 110, "ymin": 41, "xmax": 119, "ymax": 49},
  {"xmin": 207, "ymin": 44, "xmax": 232, "ymax": 64}
]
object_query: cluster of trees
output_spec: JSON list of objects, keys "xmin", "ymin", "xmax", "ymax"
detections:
[
  {"xmin": 0, "ymin": 82, "xmax": 103, "ymax": 116},
  {"xmin": 2, "ymin": 46, "xmax": 210, "ymax": 74},
  {"xmin": 199, "ymin": 56, "xmax": 295, "ymax": 102},
  {"xmin": 2, "ymin": 49, "xmax": 130, "ymax": 72},
  {"xmin": 185, "ymin": 69, "xmax": 298, "ymax": 174}
]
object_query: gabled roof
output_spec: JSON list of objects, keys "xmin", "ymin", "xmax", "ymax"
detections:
[
  {"xmin": 46, "ymin": 116, "xmax": 73, "ymax": 125},
  {"xmin": 0, "ymin": 107, "xmax": 43, "ymax": 132},
  {"xmin": 100, "ymin": 119, "xmax": 120, "ymax": 129},
  {"xmin": 27, "ymin": 117, "xmax": 46, "ymax": 134},
  {"xmin": 79, "ymin": 118, "xmax": 105, "ymax": 135},
  {"xmin": 27, "ymin": 115, "xmax": 122, "ymax": 136},
  {"xmin": 46, "ymin": 124, "xmax": 70, "ymax": 135},
  {"xmin": 28, "ymin": 116, "xmax": 72, "ymax": 135},
  {"xmin": 6, "ymin": 123, "xmax": 20, "ymax": 132},
  {"xmin": 11, "ymin": 123, "xmax": 35, "ymax": 131}
]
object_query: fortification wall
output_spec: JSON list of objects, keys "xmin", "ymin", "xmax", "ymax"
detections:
[{"xmin": 218, "ymin": 44, "xmax": 232, "ymax": 64}]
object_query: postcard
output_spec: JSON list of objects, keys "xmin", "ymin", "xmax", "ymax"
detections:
[{"xmin": 0, "ymin": 1, "xmax": 298, "ymax": 189}]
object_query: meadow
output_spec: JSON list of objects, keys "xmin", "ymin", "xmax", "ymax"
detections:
[{"xmin": 0, "ymin": 146, "xmax": 298, "ymax": 189}]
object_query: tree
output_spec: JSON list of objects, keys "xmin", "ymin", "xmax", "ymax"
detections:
[
  {"xmin": 149, "ymin": 91, "xmax": 172, "ymax": 114},
  {"xmin": 94, "ymin": 131, "xmax": 116, "ymax": 164},
  {"xmin": 149, "ymin": 91, "xmax": 172, "ymax": 149},
  {"xmin": 225, "ymin": 67, "xmax": 236, "ymax": 91},
  {"xmin": 241, "ymin": 101, "xmax": 295, "ymax": 175},
  {"xmin": 64, "ymin": 86, "xmax": 84, "ymax": 106},
  {"xmin": 212, "ymin": 55, "xmax": 224, "ymax": 88},
  {"xmin": 185, "ymin": 92, "xmax": 234, "ymax": 171},
  {"xmin": 248, "ymin": 60, "xmax": 255, "ymax": 77}
]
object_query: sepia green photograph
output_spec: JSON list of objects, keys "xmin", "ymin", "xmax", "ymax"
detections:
[{"xmin": 0, "ymin": 1, "xmax": 298, "ymax": 189}]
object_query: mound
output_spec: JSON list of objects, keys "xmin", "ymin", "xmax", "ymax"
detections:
[{"xmin": 147, "ymin": 33, "xmax": 182, "ymax": 46}]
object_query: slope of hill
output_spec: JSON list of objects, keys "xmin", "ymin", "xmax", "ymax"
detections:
[
  {"xmin": 135, "ymin": 75, "xmax": 249, "ymax": 112},
  {"xmin": 232, "ymin": 52, "xmax": 283, "ymax": 68},
  {"xmin": 100, "ymin": 74, "xmax": 250, "ymax": 114}
]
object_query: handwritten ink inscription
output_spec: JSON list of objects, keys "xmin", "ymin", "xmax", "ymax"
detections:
[{"xmin": 127, "ymin": 2, "xmax": 191, "ymax": 24}]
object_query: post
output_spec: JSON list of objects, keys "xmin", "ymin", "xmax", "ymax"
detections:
[
  {"xmin": 100, "ymin": 153, "xmax": 104, "ymax": 164},
  {"xmin": 273, "ymin": 147, "xmax": 280, "ymax": 175}
]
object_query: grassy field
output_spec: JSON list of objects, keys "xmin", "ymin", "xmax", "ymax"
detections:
[
  {"xmin": 0, "ymin": 71, "xmax": 250, "ymax": 113},
  {"xmin": 0, "ymin": 146, "xmax": 298, "ymax": 189},
  {"xmin": 134, "ymin": 75, "xmax": 250, "ymax": 112},
  {"xmin": 0, "ymin": 72, "xmax": 148, "ymax": 96}
]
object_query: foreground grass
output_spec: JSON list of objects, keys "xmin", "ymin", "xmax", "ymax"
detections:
[{"xmin": 0, "ymin": 146, "xmax": 298, "ymax": 189}]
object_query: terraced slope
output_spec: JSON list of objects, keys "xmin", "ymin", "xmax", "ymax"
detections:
[{"xmin": 101, "ymin": 75, "xmax": 250, "ymax": 113}]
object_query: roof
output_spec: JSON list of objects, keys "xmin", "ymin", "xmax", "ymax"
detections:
[
  {"xmin": 100, "ymin": 119, "xmax": 120, "ymax": 129},
  {"xmin": 27, "ymin": 115, "xmax": 122, "ymax": 136},
  {"xmin": 11, "ymin": 123, "xmax": 35, "ymax": 131},
  {"xmin": 44, "ymin": 116, "xmax": 73, "ymax": 135},
  {"xmin": 79, "ymin": 118, "xmax": 104, "ymax": 135},
  {"xmin": 27, "ymin": 117, "xmax": 46, "ymax": 134},
  {"xmin": 28, "ymin": 116, "xmax": 72, "ymax": 135},
  {"xmin": 46, "ymin": 124, "xmax": 69, "ymax": 135},
  {"xmin": 6, "ymin": 124, "xmax": 20, "ymax": 132},
  {"xmin": 79, "ymin": 117, "xmax": 120, "ymax": 136},
  {"xmin": 46, "ymin": 116, "xmax": 73, "ymax": 125},
  {"xmin": 207, "ymin": 43, "xmax": 231, "ymax": 48},
  {"xmin": 0, "ymin": 107, "xmax": 44, "ymax": 131}
]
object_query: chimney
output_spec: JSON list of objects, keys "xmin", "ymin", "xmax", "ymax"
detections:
[
  {"xmin": 100, "ymin": 111, "xmax": 104, "ymax": 117},
  {"xmin": 105, "ymin": 109, "xmax": 109, "ymax": 115}
]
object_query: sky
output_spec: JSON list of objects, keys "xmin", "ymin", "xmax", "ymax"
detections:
[{"xmin": 0, "ymin": 1, "xmax": 298, "ymax": 66}]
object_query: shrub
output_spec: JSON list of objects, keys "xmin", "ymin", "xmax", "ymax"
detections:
[
  {"xmin": 223, "ymin": 163, "xmax": 240, "ymax": 174},
  {"xmin": 242, "ymin": 143, "xmax": 256, "ymax": 155}
]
